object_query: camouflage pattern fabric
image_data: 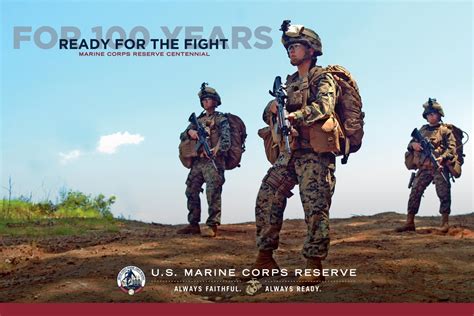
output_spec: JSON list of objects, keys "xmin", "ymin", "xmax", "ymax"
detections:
[
  {"xmin": 408, "ymin": 169, "xmax": 451, "ymax": 215},
  {"xmin": 185, "ymin": 158, "xmax": 225, "ymax": 226},
  {"xmin": 180, "ymin": 111, "xmax": 230, "ymax": 226},
  {"xmin": 256, "ymin": 69, "xmax": 337, "ymax": 260},
  {"xmin": 407, "ymin": 123, "xmax": 457, "ymax": 165},
  {"xmin": 406, "ymin": 123, "xmax": 456, "ymax": 215},
  {"xmin": 256, "ymin": 152, "xmax": 335, "ymax": 259},
  {"xmin": 180, "ymin": 111, "xmax": 231, "ymax": 152}
]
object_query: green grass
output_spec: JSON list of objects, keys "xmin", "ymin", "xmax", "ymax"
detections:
[
  {"xmin": 0, "ymin": 194, "xmax": 120, "ymax": 237},
  {"xmin": 0, "ymin": 199, "xmax": 41, "ymax": 220},
  {"xmin": 55, "ymin": 207, "xmax": 104, "ymax": 218}
]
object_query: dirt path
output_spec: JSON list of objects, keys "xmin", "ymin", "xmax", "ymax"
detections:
[{"xmin": 1, "ymin": 212, "xmax": 473, "ymax": 302}]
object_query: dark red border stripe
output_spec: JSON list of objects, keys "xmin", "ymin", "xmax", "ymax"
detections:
[{"xmin": 0, "ymin": 303, "xmax": 473, "ymax": 316}]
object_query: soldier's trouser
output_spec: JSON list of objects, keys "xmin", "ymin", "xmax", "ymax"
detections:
[
  {"xmin": 407, "ymin": 169, "xmax": 451, "ymax": 215},
  {"xmin": 185, "ymin": 158, "xmax": 225, "ymax": 226},
  {"xmin": 255, "ymin": 152, "xmax": 336, "ymax": 260}
]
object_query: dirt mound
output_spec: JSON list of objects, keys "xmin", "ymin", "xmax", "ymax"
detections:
[
  {"xmin": 1, "ymin": 212, "xmax": 473, "ymax": 303},
  {"xmin": 416, "ymin": 226, "xmax": 474, "ymax": 238}
]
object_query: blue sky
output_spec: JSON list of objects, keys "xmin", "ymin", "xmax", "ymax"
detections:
[{"xmin": 1, "ymin": 0, "xmax": 472, "ymax": 224}]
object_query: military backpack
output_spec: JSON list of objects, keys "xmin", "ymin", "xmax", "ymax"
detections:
[
  {"xmin": 179, "ymin": 112, "xmax": 247, "ymax": 170},
  {"xmin": 444, "ymin": 124, "xmax": 468, "ymax": 178},
  {"xmin": 223, "ymin": 113, "xmax": 247, "ymax": 170},
  {"xmin": 258, "ymin": 65, "xmax": 364, "ymax": 165},
  {"xmin": 404, "ymin": 123, "xmax": 468, "ymax": 178},
  {"xmin": 312, "ymin": 65, "xmax": 365, "ymax": 164}
]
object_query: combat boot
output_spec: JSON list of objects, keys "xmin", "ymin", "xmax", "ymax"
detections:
[
  {"xmin": 440, "ymin": 213, "xmax": 450, "ymax": 233},
  {"xmin": 237, "ymin": 250, "xmax": 280, "ymax": 281},
  {"xmin": 395, "ymin": 213, "xmax": 416, "ymax": 232},
  {"xmin": 296, "ymin": 257, "xmax": 325, "ymax": 285},
  {"xmin": 177, "ymin": 224, "xmax": 201, "ymax": 235},
  {"xmin": 201, "ymin": 225, "xmax": 217, "ymax": 238},
  {"xmin": 252, "ymin": 250, "xmax": 280, "ymax": 272}
]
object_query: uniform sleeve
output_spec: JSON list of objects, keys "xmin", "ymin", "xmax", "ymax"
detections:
[
  {"xmin": 407, "ymin": 125, "xmax": 425, "ymax": 151},
  {"xmin": 179, "ymin": 123, "xmax": 194, "ymax": 141},
  {"xmin": 218, "ymin": 115, "xmax": 231, "ymax": 153},
  {"xmin": 440, "ymin": 128, "xmax": 456, "ymax": 161},
  {"xmin": 292, "ymin": 73, "xmax": 337, "ymax": 125},
  {"xmin": 407, "ymin": 137, "xmax": 418, "ymax": 151},
  {"xmin": 407, "ymin": 140, "xmax": 415, "ymax": 151}
]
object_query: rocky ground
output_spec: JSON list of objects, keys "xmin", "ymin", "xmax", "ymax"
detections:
[{"xmin": 1, "ymin": 212, "xmax": 473, "ymax": 303}]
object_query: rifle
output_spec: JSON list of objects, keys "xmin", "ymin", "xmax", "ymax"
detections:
[
  {"xmin": 269, "ymin": 76, "xmax": 291, "ymax": 154},
  {"xmin": 189, "ymin": 112, "xmax": 218, "ymax": 170},
  {"xmin": 410, "ymin": 128, "xmax": 449, "ymax": 184}
]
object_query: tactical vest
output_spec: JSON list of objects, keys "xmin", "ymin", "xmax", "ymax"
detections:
[
  {"xmin": 179, "ymin": 111, "xmax": 247, "ymax": 170},
  {"xmin": 198, "ymin": 113, "xmax": 220, "ymax": 149},
  {"xmin": 276, "ymin": 67, "xmax": 344, "ymax": 154},
  {"xmin": 260, "ymin": 65, "xmax": 363, "ymax": 164},
  {"xmin": 404, "ymin": 124, "xmax": 459, "ymax": 172},
  {"xmin": 178, "ymin": 112, "xmax": 223, "ymax": 169}
]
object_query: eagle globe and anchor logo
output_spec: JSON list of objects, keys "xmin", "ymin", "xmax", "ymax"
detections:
[{"xmin": 117, "ymin": 266, "xmax": 146, "ymax": 295}]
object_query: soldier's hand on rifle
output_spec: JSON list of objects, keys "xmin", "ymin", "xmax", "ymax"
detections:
[
  {"xmin": 202, "ymin": 147, "xmax": 217, "ymax": 159},
  {"xmin": 286, "ymin": 112, "xmax": 296, "ymax": 123},
  {"xmin": 188, "ymin": 129, "xmax": 199, "ymax": 140},
  {"xmin": 412, "ymin": 142, "xmax": 423, "ymax": 152},
  {"xmin": 270, "ymin": 100, "xmax": 278, "ymax": 114},
  {"xmin": 290, "ymin": 127, "xmax": 299, "ymax": 137},
  {"xmin": 435, "ymin": 156, "xmax": 444, "ymax": 170}
]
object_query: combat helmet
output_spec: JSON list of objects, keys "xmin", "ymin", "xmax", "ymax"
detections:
[
  {"xmin": 422, "ymin": 98, "xmax": 444, "ymax": 119},
  {"xmin": 198, "ymin": 82, "xmax": 221, "ymax": 106},
  {"xmin": 280, "ymin": 20, "xmax": 322, "ymax": 56}
]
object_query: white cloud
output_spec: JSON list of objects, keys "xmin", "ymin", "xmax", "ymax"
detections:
[
  {"xmin": 59, "ymin": 150, "xmax": 81, "ymax": 164},
  {"xmin": 97, "ymin": 131, "xmax": 144, "ymax": 154}
]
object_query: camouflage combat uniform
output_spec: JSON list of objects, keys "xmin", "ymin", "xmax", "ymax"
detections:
[
  {"xmin": 180, "ymin": 111, "xmax": 231, "ymax": 226},
  {"xmin": 407, "ymin": 123, "xmax": 456, "ymax": 215},
  {"xmin": 256, "ymin": 69, "xmax": 338, "ymax": 260}
]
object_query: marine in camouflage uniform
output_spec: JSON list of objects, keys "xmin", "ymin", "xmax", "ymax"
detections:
[
  {"xmin": 177, "ymin": 83, "xmax": 231, "ymax": 237},
  {"xmin": 251, "ymin": 21, "xmax": 339, "ymax": 285},
  {"xmin": 396, "ymin": 99, "xmax": 457, "ymax": 233}
]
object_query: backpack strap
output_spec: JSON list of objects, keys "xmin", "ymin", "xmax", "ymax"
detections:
[
  {"xmin": 306, "ymin": 66, "xmax": 351, "ymax": 163},
  {"xmin": 302, "ymin": 66, "xmax": 327, "ymax": 109}
]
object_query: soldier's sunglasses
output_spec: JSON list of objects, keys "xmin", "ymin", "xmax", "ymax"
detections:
[{"xmin": 287, "ymin": 43, "xmax": 305, "ymax": 52}]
